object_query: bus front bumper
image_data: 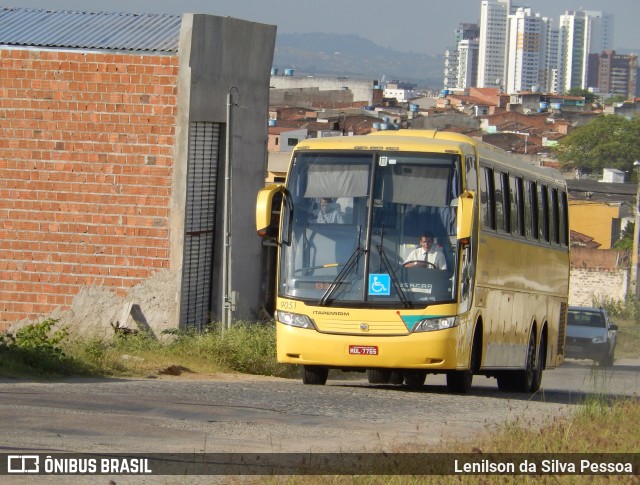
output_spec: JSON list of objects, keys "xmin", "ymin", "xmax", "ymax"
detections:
[{"xmin": 276, "ymin": 322, "xmax": 460, "ymax": 370}]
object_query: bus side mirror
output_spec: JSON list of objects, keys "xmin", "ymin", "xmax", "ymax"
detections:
[
  {"xmin": 256, "ymin": 184, "xmax": 284, "ymax": 241},
  {"xmin": 456, "ymin": 190, "xmax": 474, "ymax": 242}
]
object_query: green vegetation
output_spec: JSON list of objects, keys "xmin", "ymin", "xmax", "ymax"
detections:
[
  {"xmin": 565, "ymin": 87, "xmax": 597, "ymax": 105},
  {"xmin": 0, "ymin": 318, "xmax": 91, "ymax": 377},
  {"xmin": 613, "ymin": 222, "xmax": 634, "ymax": 251},
  {"xmin": 590, "ymin": 293, "xmax": 640, "ymax": 358},
  {"xmin": 553, "ymin": 114, "xmax": 640, "ymax": 174},
  {"xmin": 604, "ymin": 94, "xmax": 629, "ymax": 107},
  {"xmin": 0, "ymin": 320, "xmax": 297, "ymax": 379}
]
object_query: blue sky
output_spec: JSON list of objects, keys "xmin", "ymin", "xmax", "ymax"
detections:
[{"xmin": 1, "ymin": 0, "xmax": 638, "ymax": 55}]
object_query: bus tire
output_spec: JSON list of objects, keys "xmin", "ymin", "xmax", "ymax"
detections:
[
  {"xmin": 447, "ymin": 326, "xmax": 481, "ymax": 393},
  {"xmin": 496, "ymin": 372, "xmax": 517, "ymax": 391},
  {"xmin": 498, "ymin": 330, "xmax": 539, "ymax": 393},
  {"xmin": 530, "ymin": 332, "xmax": 545, "ymax": 392},
  {"xmin": 446, "ymin": 370, "xmax": 472, "ymax": 393},
  {"xmin": 367, "ymin": 369, "xmax": 391, "ymax": 384},
  {"xmin": 389, "ymin": 370, "xmax": 405, "ymax": 385},
  {"xmin": 302, "ymin": 365, "xmax": 328, "ymax": 385},
  {"xmin": 404, "ymin": 370, "xmax": 426, "ymax": 389}
]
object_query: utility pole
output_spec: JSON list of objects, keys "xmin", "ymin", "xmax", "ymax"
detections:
[{"xmin": 631, "ymin": 160, "xmax": 640, "ymax": 299}]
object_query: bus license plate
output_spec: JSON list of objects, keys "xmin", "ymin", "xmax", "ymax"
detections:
[{"xmin": 349, "ymin": 345, "xmax": 378, "ymax": 356}]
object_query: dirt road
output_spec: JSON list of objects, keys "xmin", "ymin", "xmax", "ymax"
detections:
[{"xmin": 1, "ymin": 359, "xmax": 638, "ymax": 455}]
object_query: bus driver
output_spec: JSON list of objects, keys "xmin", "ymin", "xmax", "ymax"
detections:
[{"xmin": 403, "ymin": 233, "xmax": 447, "ymax": 270}]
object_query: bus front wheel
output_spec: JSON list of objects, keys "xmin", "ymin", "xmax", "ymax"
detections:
[
  {"xmin": 446, "ymin": 370, "xmax": 472, "ymax": 393},
  {"xmin": 302, "ymin": 365, "xmax": 328, "ymax": 385},
  {"xmin": 367, "ymin": 369, "xmax": 391, "ymax": 384},
  {"xmin": 447, "ymin": 327, "xmax": 481, "ymax": 393},
  {"xmin": 404, "ymin": 370, "xmax": 427, "ymax": 389}
]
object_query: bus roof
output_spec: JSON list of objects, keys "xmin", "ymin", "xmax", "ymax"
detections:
[
  {"xmin": 295, "ymin": 131, "xmax": 475, "ymax": 157},
  {"xmin": 294, "ymin": 129, "xmax": 565, "ymax": 187}
]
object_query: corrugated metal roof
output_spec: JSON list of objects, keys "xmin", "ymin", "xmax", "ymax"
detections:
[{"xmin": 0, "ymin": 7, "xmax": 182, "ymax": 53}]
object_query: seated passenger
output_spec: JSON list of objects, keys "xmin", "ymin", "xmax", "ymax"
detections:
[
  {"xmin": 403, "ymin": 232, "xmax": 447, "ymax": 270},
  {"xmin": 316, "ymin": 197, "xmax": 344, "ymax": 224}
]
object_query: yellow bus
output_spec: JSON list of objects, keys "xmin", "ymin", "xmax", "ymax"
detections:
[{"xmin": 257, "ymin": 130, "xmax": 569, "ymax": 393}]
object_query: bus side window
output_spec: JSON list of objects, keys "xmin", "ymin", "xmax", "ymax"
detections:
[
  {"xmin": 525, "ymin": 180, "xmax": 538, "ymax": 240},
  {"xmin": 480, "ymin": 166, "xmax": 495, "ymax": 230},
  {"xmin": 494, "ymin": 171, "xmax": 510, "ymax": 234},
  {"xmin": 465, "ymin": 155, "xmax": 477, "ymax": 192},
  {"xmin": 538, "ymin": 184, "xmax": 550, "ymax": 242},
  {"xmin": 549, "ymin": 188, "xmax": 560, "ymax": 245},
  {"xmin": 510, "ymin": 175, "xmax": 524, "ymax": 237},
  {"xmin": 559, "ymin": 190, "xmax": 569, "ymax": 246}
]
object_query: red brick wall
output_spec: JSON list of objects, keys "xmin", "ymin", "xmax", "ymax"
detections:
[{"xmin": 0, "ymin": 49, "xmax": 179, "ymax": 327}]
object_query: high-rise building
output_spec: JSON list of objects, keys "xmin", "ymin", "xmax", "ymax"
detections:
[
  {"xmin": 456, "ymin": 39, "xmax": 480, "ymax": 90},
  {"xmin": 583, "ymin": 11, "xmax": 614, "ymax": 54},
  {"xmin": 543, "ymin": 24, "xmax": 560, "ymax": 93},
  {"xmin": 558, "ymin": 11, "xmax": 589, "ymax": 92},
  {"xmin": 445, "ymin": 3, "xmax": 615, "ymax": 96},
  {"xmin": 444, "ymin": 23, "xmax": 480, "ymax": 89},
  {"xmin": 505, "ymin": 8, "xmax": 550, "ymax": 93},
  {"xmin": 558, "ymin": 10, "xmax": 613, "ymax": 93},
  {"xmin": 588, "ymin": 50, "xmax": 637, "ymax": 98},
  {"xmin": 478, "ymin": 0, "xmax": 511, "ymax": 89},
  {"xmin": 504, "ymin": 9, "xmax": 557, "ymax": 94}
]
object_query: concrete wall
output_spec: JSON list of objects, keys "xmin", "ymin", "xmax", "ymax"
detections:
[
  {"xmin": 569, "ymin": 267, "xmax": 629, "ymax": 306},
  {"xmin": 181, "ymin": 14, "xmax": 276, "ymax": 322},
  {"xmin": 269, "ymin": 75, "xmax": 375, "ymax": 105},
  {"xmin": 269, "ymin": 88, "xmax": 354, "ymax": 108},
  {"xmin": 569, "ymin": 247, "xmax": 629, "ymax": 306}
]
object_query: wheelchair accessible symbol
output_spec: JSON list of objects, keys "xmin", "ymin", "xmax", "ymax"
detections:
[{"xmin": 368, "ymin": 274, "xmax": 391, "ymax": 296}]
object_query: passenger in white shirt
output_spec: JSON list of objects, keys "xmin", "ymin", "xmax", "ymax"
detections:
[
  {"xmin": 316, "ymin": 197, "xmax": 344, "ymax": 224},
  {"xmin": 403, "ymin": 233, "xmax": 447, "ymax": 270}
]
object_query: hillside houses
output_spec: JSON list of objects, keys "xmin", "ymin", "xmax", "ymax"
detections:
[
  {"xmin": 266, "ymin": 81, "xmax": 595, "ymax": 178},
  {"xmin": 267, "ymin": 74, "xmax": 640, "ymax": 266}
]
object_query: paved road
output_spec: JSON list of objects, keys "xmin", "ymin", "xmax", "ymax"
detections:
[{"xmin": 1, "ymin": 359, "xmax": 638, "ymax": 455}]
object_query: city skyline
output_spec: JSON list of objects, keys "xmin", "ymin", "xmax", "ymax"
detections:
[{"xmin": 1, "ymin": 0, "xmax": 638, "ymax": 56}]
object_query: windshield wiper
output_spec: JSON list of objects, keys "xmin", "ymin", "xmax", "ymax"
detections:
[
  {"xmin": 318, "ymin": 247, "xmax": 365, "ymax": 306},
  {"xmin": 377, "ymin": 244, "xmax": 412, "ymax": 308}
]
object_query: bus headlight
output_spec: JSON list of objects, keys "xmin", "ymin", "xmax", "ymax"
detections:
[
  {"xmin": 276, "ymin": 310, "xmax": 315, "ymax": 329},
  {"xmin": 413, "ymin": 316, "xmax": 458, "ymax": 333}
]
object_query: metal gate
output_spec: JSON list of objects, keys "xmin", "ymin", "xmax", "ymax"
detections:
[{"xmin": 180, "ymin": 122, "xmax": 221, "ymax": 330}]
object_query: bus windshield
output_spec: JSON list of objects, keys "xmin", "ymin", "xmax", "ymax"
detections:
[{"xmin": 280, "ymin": 150, "xmax": 461, "ymax": 307}]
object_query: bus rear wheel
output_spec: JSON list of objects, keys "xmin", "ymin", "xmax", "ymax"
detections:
[
  {"xmin": 302, "ymin": 365, "xmax": 328, "ymax": 385},
  {"xmin": 497, "ymin": 330, "xmax": 542, "ymax": 393}
]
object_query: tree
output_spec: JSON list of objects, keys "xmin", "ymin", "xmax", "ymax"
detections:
[
  {"xmin": 565, "ymin": 88, "xmax": 597, "ymax": 105},
  {"xmin": 614, "ymin": 222, "xmax": 634, "ymax": 250},
  {"xmin": 604, "ymin": 94, "xmax": 628, "ymax": 106},
  {"xmin": 554, "ymin": 115, "xmax": 640, "ymax": 175}
]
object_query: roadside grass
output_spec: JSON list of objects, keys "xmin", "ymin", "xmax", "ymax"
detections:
[
  {"xmin": 0, "ymin": 319, "xmax": 297, "ymax": 379},
  {"xmin": 246, "ymin": 397, "xmax": 640, "ymax": 485},
  {"xmin": 1, "ymin": 318, "xmax": 639, "ymax": 484},
  {"xmin": 612, "ymin": 316, "xmax": 640, "ymax": 359}
]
